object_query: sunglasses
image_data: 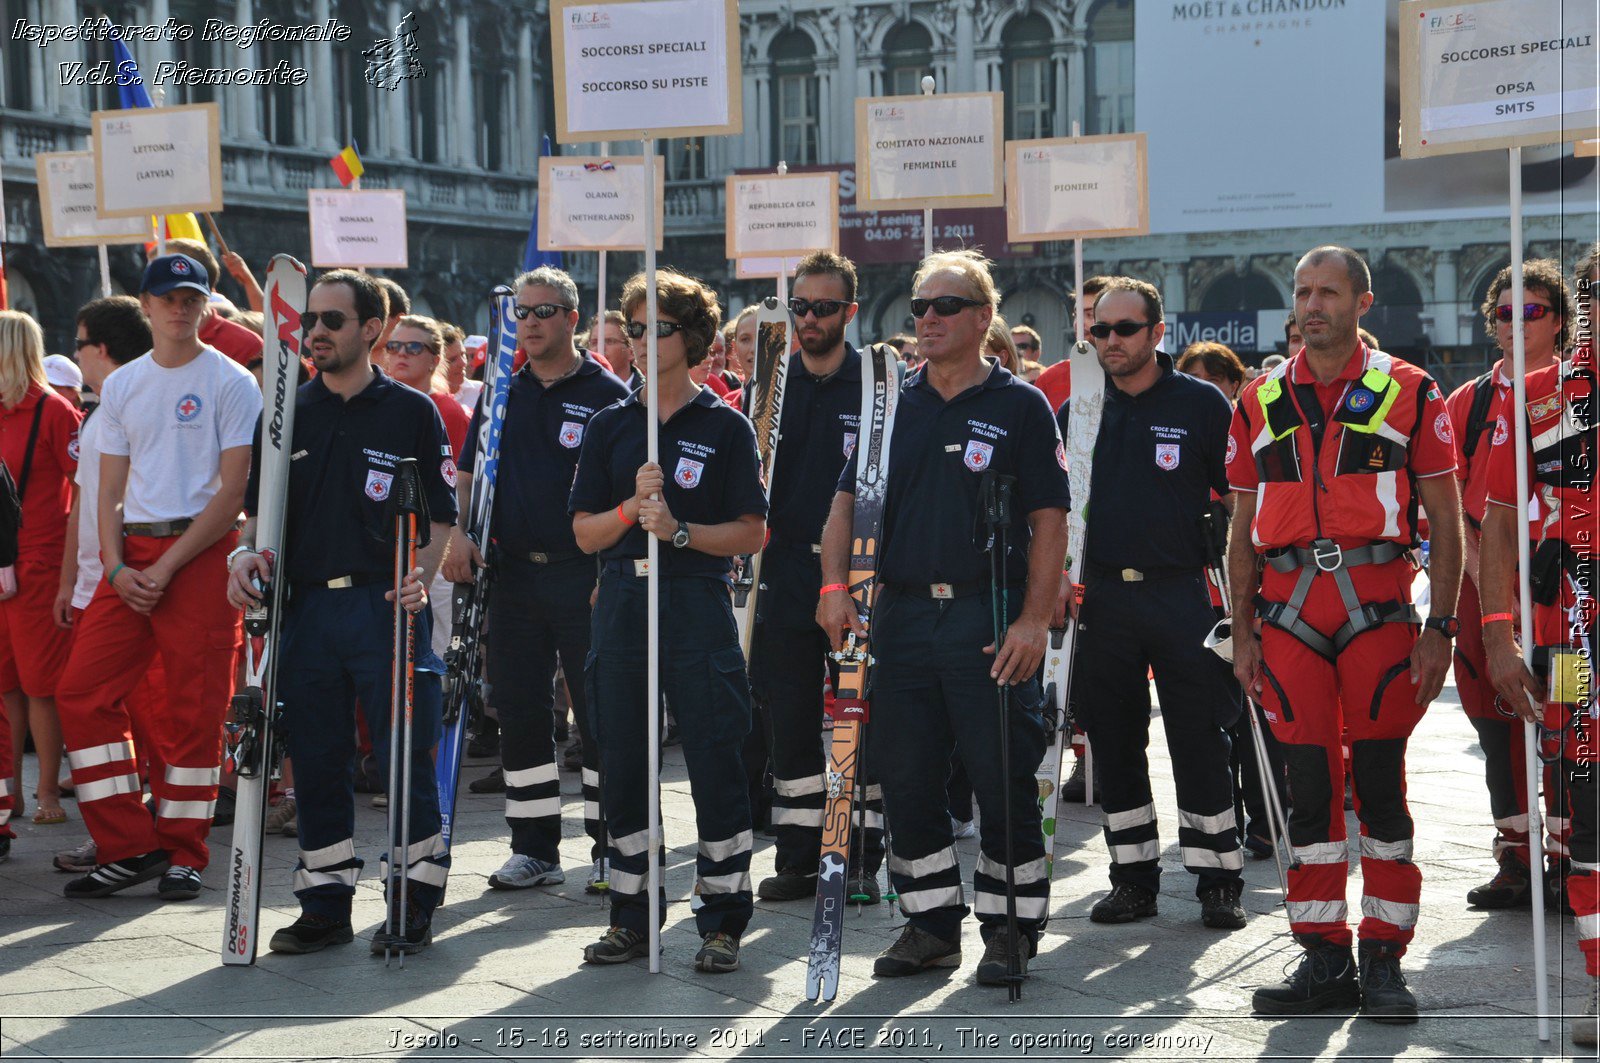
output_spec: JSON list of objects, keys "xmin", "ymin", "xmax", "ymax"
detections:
[
  {"xmin": 1089, "ymin": 320, "xmax": 1155, "ymax": 339},
  {"xmin": 1014, "ymin": 340, "xmax": 1039, "ymax": 351},
  {"xmin": 625, "ymin": 320, "xmax": 688, "ymax": 340},
  {"xmin": 1494, "ymin": 303, "xmax": 1554, "ymax": 323},
  {"xmin": 74, "ymin": 338, "xmax": 97, "ymax": 350},
  {"xmin": 385, "ymin": 340, "xmax": 437, "ymax": 356},
  {"xmin": 512, "ymin": 303, "xmax": 573, "ymax": 321},
  {"xmin": 788, "ymin": 297, "xmax": 847, "ymax": 320},
  {"xmin": 910, "ymin": 295, "xmax": 985, "ymax": 318},
  {"xmin": 300, "ymin": 310, "xmax": 352, "ymax": 332}
]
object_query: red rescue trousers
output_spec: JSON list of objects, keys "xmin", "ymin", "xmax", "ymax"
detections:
[
  {"xmin": 1255, "ymin": 556, "xmax": 1425, "ymax": 953},
  {"xmin": 56, "ymin": 532, "xmax": 240, "ymax": 869}
]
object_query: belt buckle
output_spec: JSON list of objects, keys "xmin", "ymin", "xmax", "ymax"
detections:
[
  {"xmin": 931, "ymin": 582, "xmax": 954, "ymax": 600},
  {"xmin": 1312, "ymin": 539, "xmax": 1344, "ymax": 573},
  {"xmin": 327, "ymin": 576, "xmax": 354, "ymax": 589},
  {"xmin": 810, "ymin": 543, "xmax": 823, "ymax": 555},
  {"xmin": 1121, "ymin": 567, "xmax": 1144, "ymax": 582},
  {"xmin": 633, "ymin": 559, "xmax": 652, "ymax": 577},
  {"xmin": 530, "ymin": 552, "xmax": 549, "ymax": 564}
]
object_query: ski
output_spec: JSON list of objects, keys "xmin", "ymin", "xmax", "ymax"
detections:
[
  {"xmin": 436, "ymin": 287, "xmax": 519, "ymax": 861},
  {"xmin": 220, "ymin": 254, "xmax": 307, "ymax": 966},
  {"xmin": 806, "ymin": 342, "xmax": 900, "ymax": 1003},
  {"xmin": 732, "ymin": 296, "xmax": 792, "ymax": 656},
  {"xmin": 1036, "ymin": 339, "xmax": 1105, "ymax": 879}
]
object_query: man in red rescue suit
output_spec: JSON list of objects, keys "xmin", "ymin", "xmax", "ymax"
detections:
[
  {"xmin": 1479, "ymin": 245, "xmax": 1599, "ymax": 1050},
  {"xmin": 1227, "ymin": 246, "xmax": 1463, "ymax": 1024},
  {"xmin": 1449, "ymin": 260, "xmax": 1573, "ymax": 911}
]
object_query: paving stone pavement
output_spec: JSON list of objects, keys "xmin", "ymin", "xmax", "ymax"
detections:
[{"xmin": 1, "ymin": 675, "xmax": 1594, "ymax": 1062}]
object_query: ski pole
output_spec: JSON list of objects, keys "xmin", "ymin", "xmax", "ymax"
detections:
[
  {"xmin": 387, "ymin": 458, "xmax": 427, "ymax": 967},
  {"xmin": 985, "ymin": 473, "xmax": 1023, "ymax": 1001}
]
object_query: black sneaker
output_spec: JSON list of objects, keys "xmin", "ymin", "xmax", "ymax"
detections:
[
  {"xmin": 157, "ymin": 865, "xmax": 203, "ymax": 901},
  {"xmin": 468, "ymin": 767, "xmax": 506, "ymax": 794},
  {"xmin": 1089, "ymin": 883, "xmax": 1158, "ymax": 923},
  {"xmin": 63, "ymin": 850, "xmax": 170, "ymax": 898},
  {"xmin": 466, "ymin": 719, "xmax": 500, "ymax": 759},
  {"xmin": 1546, "ymin": 858, "xmax": 1575, "ymax": 916},
  {"xmin": 873, "ymin": 924, "xmax": 962, "ymax": 977},
  {"xmin": 211, "ymin": 788, "xmax": 236, "ymax": 827},
  {"xmin": 1199, "ymin": 880, "xmax": 1247, "ymax": 929},
  {"xmin": 269, "ymin": 913, "xmax": 354, "ymax": 954},
  {"xmin": 757, "ymin": 869, "xmax": 816, "ymax": 902},
  {"xmin": 353, "ymin": 754, "xmax": 384, "ymax": 793},
  {"xmin": 1466, "ymin": 853, "xmax": 1532, "ymax": 909},
  {"xmin": 370, "ymin": 900, "xmax": 433, "ymax": 955},
  {"xmin": 1357, "ymin": 940, "xmax": 1417, "ymax": 1024},
  {"xmin": 1252, "ymin": 941, "xmax": 1359, "ymax": 1015},
  {"xmin": 1059, "ymin": 756, "xmax": 1088, "ymax": 802},
  {"xmin": 583, "ymin": 926, "xmax": 649, "ymax": 964},
  {"xmin": 848, "ymin": 873, "xmax": 882, "ymax": 905},
  {"xmin": 975, "ymin": 927, "xmax": 1036, "ymax": 986}
]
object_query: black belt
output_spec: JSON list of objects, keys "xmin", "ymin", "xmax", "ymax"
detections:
[
  {"xmin": 512, "ymin": 549, "xmax": 586, "ymax": 565},
  {"xmin": 125, "ymin": 519, "xmax": 194, "ymax": 538},
  {"xmin": 292, "ymin": 573, "xmax": 389, "ymax": 591},
  {"xmin": 769, "ymin": 535, "xmax": 823, "ymax": 555},
  {"xmin": 1086, "ymin": 562, "xmax": 1195, "ymax": 583},
  {"xmin": 882, "ymin": 579, "xmax": 1020, "ymax": 601}
]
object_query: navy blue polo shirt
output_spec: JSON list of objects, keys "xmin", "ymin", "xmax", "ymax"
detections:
[
  {"xmin": 245, "ymin": 366, "xmax": 459, "ymax": 584},
  {"xmin": 569, "ymin": 386, "xmax": 768, "ymax": 581},
  {"xmin": 768, "ymin": 344, "xmax": 863, "ymax": 545},
  {"xmin": 462, "ymin": 352, "xmax": 630, "ymax": 557},
  {"xmin": 839, "ymin": 360, "xmax": 1070, "ymax": 586},
  {"xmin": 1060, "ymin": 352, "xmax": 1233, "ymax": 572}
]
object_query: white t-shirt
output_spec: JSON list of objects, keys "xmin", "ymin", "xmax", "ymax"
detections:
[
  {"xmin": 71, "ymin": 407, "xmax": 107, "ymax": 609},
  {"xmin": 456, "ymin": 379, "xmax": 484, "ymax": 418},
  {"xmin": 96, "ymin": 348, "xmax": 262, "ymax": 523}
]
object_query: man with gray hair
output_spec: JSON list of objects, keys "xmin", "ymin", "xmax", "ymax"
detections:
[{"xmin": 442, "ymin": 265, "xmax": 629, "ymax": 893}]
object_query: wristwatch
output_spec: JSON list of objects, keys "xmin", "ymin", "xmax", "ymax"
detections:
[
  {"xmin": 225, "ymin": 544, "xmax": 257, "ymax": 570},
  {"xmin": 672, "ymin": 520, "xmax": 691, "ymax": 549},
  {"xmin": 1424, "ymin": 615, "xmax": 1460, "ymax": 639}
]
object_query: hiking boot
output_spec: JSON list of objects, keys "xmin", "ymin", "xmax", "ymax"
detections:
[
  {"xmin": 975, "ymin": 927, "xmax": 1036, "ymax": 986},
  {"xmin": 585, "ymin": 859, "xmax": 609, "ymax": 895},
  {"xmin": 1546, "ymin": 857, "xmax": 1575, "ymax": 916},
  {"xmin": 1199, "ymin": 880, "xmax": 1247, "ymax": 929},
  {"xmin": 848, "ymin": 873, "xmax": 882, "ymax": 905},
  {"xmin": 1089, "ymin": 882, "xmax": 1158, "ymax": 924},
  {"xmin": 1252, "ymin": 941, "xmax": 1359, "ymax": 1015},
  {"xmin": 1357, "ymin": 940, "xmax": 1418, "ymax": 1024},
  {"xmin": 1060, "ymin": 755, "xmax": 1088, "ymax": 802},
  {"xmin": 1466, "ymin": 852, "xmax": 1532, "ymax": 909},
  {"xmin": 872, "ymin": 924, "xmax": 961, "ymax": 977},
  {"xmin": 269, "ymin": 913, "xmax": 354, "ymax": 954},
  {"xmin": 1572, "ymin": 978, "xmax": 1597, "ymax": 1047},
  {"xmin": 466, "ymin": 719, "xmax": 500, "ymax": 759},
  {"xmin": 757, "ymin": 869, "xmax": 816, "ymax": 901},
  {"xmin": 1242, "ymin": 827, "xmax": 1275, "ymax": 860},
  {"xmin": 158, "ymin": 866, "xmax": 203, "ymax": 901},
  {"xmin": 468, "ymin": 767, "xmax": 505, "ymax": 794},
  {"xmin": 211, "ymin": 788, "xmax": 236, "ymax": 827},
  {"xmin": 488, "ymin": 853, "xmax": 565, "ymax": 890},
  {"xmin": 694, "ymin": 931, "xmax": 740, "ymax": 973},
  {"xmin": 54, "ymin": 838, "xmax": 97, "ymax": 873},
  {"xmin": 265, "ymin": 797, "xmax": 298, "ymax": 837},
  {"xmin": 63, "ymin": 850, "xmax": 170, "ymax": 898},
  {"xmin": 370, "ymin": 899, "xmax": 432, "ymax": 955},
  {"xmin": 583, "ymin": 926, "xmax": 648, "ymax": 964}
]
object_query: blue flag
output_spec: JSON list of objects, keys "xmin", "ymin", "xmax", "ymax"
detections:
[
  {"xmin": 111, "ymin": 34, "xmax": 154, "ymax": 110},
  {"xmin": 523, "ymin": 136, "xmax": 564, "ymax": 273}
]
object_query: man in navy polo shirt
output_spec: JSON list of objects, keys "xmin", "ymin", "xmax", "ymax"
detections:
[
  {"xmin": 750, "ymin": 250, "xmax": 885, "ymax": 904},
  {"xmin": 1061, "ymin": 277, "xmax": 1247, "ymax": 932},
  {"xmin": 443, "ymin": 266, "xmax": 629, "ymax": 894},
  {"xmin": 818, "ymin": 249, "xmax": 1069, "ymax": 987},
  {"xmin": 227, "ymin": 268, "xmax": 458, "ymax": 956},
  {"xmin": 570, "ymin": 269, "xmax": 767, "ymax": 973}
]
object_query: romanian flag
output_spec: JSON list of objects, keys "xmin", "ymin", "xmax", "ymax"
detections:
[{"xmin": 330, "ymin": 145, "xmax": 365, "ymax": 187}]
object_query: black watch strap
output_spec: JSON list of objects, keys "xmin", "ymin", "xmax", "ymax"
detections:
[{"xmin": 1425, "ymin": 615, "xmax": 1460, "ymax": 638}]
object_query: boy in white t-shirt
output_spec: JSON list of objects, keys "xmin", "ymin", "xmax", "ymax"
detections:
[{"xmin": 56, "ymin": 255, "xmax": 262, "ymax": 902}]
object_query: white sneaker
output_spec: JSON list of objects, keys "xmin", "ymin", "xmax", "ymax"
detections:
[
  {"xmin": 488, "ymin": 854, "xmax": 565, "ymax": 890},
  {"xmin": 952, "ymin": 818, "xmax": 977, "ymax": 839},
  {"xmin": 585, "ymin": 858, "xmax": 609, "ymax": 895}
]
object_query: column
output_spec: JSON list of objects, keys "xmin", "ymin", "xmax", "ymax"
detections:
[
  {"xmin": 743, "ymin": 66, "xmax": 761, "ymax": 167},
  {"xmin": 816, "ymin": 67, "xmax": 831, "ymax": 164},
  {"xmin": 518, "ymin": 23, "xmax": 536, "ymax": 170},
  {"xmin": 232, "ymin": 0, "xmax": 262, "ymax": 137},
  {"xmin": 834, "ymin": 9, "xmax": 857, "ymax": 161},
  {"xmin": 1433, "ymin": 249, "xmax": 1460, "ymax": 346},
  {"xmin": 1068, "ymin": 34, "xmax": 1087, "ymax": 133},
  {"xmin": 753, "ymin": 73, "xmax": 771, "ymax": 168},
  {"xmin": 1162, "ymin": 260, "xmax": 1188, "ymax": 314},
  {"xmin": 1053, "ymin": 50, "xmax": 1070, "ymax": 136},
  {"xmin": 384, "ymin": 0, "xmax": 408, "ymax": 158},
  {"xmin": 455, "ymin": 10, "xmax": 474, "ymax": 166},
  {"xmin": 27, "ymin": 0, "xmax": 46, "ymax": 109},
  {"xmin": 954, "ymin": 0, "xmax": 976, "ymax": 93},
  {"xmin": 310, "ymin": 0, "xmax": 338, "ymax": 150},
  {"xmin": 146, "ymin": 0, "xmax": 171, "ymax": 81},
  {"xmin": 53, "ymin": 0, "xmax": 83, "ymax": 114}
]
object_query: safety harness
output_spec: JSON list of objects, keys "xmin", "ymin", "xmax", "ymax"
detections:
[{"xmin": 1251, "ymin": 354, "xmax": 1421, "ymax": 660}]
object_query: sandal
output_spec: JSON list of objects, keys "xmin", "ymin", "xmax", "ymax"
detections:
[{"xmin": 33, "ymin": 806, "xmax": 68, "ymax": 825}]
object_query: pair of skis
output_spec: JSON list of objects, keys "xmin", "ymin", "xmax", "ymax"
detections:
[{"xmin": 731, "ymin": 297, "xmax": 793, "ymax": 653}]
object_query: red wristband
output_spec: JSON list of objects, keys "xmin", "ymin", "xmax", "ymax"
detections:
[
  {"xmin": 1480, "ymin": 612, "xmax": 1515, "ymax": 626},
  {"xmin": 819, "ymin": 583, "xmax": 848, "ymax": 597},
  {"xmin": 616, "ymin": 503, "xmax": 636, "ymax": 526}
]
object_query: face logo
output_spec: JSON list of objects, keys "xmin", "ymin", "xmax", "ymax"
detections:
[
  {"xmin": 1155, "ymin": 443, "xmax": 1180, "ymax": 471},
  {"xmin": 441, "ymin": 457, "xmax": 457, "ymax": 488},
  {"xmin": 963, "ymin": 440, "xmax": 993, "ymax": 472},
  {"xmin": 558, "ymin": 421, "xmax": 584, "ymax": 449},
  {"xmin": 1056, "ymin": 440, "xmax": 1068, "ymax": 471},
  {"xmin": 1492, "ymin": 416, "xmax": 1509, "ymax": 447},
  {"xmin": 674, "ymin": 456, "xmax": 704, "ymax": 488},
  {"xmin": 843, "ymin": 431, "xmax": 857, "ymax": 458},
  {"xmin": 67, "ymin": 435, "xmax": 81, "ymax": 463},
  {"xmin": 365, "ymin": 470, "xmax": 393, "ymax": 501},
  {"xmin": 1225, "ymin": 434, "xmax": 1238, "ymax": 465},
  {"xmin": 1433, "ymin": 411, "xmax": 1453, "ymax": 445},
  {"xmin": 175, "ymin": 394, "xmax": 203, "ymax": 422}
]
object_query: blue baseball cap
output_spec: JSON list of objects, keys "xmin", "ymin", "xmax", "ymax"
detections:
[{"xmin": 141, "ymin": 253, "xmax": 211, "ymax": 296}]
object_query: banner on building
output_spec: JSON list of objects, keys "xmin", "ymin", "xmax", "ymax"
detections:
[
  {"xmin": 726, "ymin": 172, "xmax": 839, "ymax": 260},
  {"xmin": 308, "ymin": 189, "xmax": 409, "ymax": 269},
  {"xmin": 91, "ymin": 102, "xmax": 223, "ymax": 219},
  {"xmin": 1005, "ymin": 133, "xmax": 1148, "ymax": 242},
  {"xmin": 855, "ymin": 93, "xmax": 1004, "ymax": 211},
  {"xmin": 35, "ymin": 152, "xmax": 149, "ymax": 248},
  {"xmin": 538, "ymin": 156, "xmax": 664, "ymax": 251}
]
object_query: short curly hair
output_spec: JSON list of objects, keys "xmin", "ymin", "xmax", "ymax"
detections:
[
  {"xmin": 620, "ymin": 270, "xmax": 722, "ymax": 367},
  {"xmin": 1177, "ymin": 341, "xmax": 1245, "ymax": 387},
  {"xmin": 1482, "ymin": 259, "xmax": 1574, "ymax": 349}
]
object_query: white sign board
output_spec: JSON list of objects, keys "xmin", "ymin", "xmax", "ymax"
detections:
[
  {"xmin": 91, "ymin": 102, "xmax": 223, "ymax": 218},
  {"xmin": 308, "ymin": 189, "xmax": 409, "ymax": 269},
  {"xmin": 538, "ymin": 156, "xmax": 665, "ymax": 251},
  {"xmin": 855, "ymin": 93, "xmax": 1004, "ymax": 211},
  {"xmin": 1005, "ymin": 134, "xmax": 1148, "ymax": 242},
  {"xmin": 35, "ymin": 152, "xmax": 149, "ymax": 248},
  {"xmin": 725, "ymin": 172, "xmax": 839, "ymax": 260},
  {"xmin": 735, "ymin": 256, "xmax": 801, "ymax": 280},
  {"xmin": 551, "ymin": 0, "xmax": 742, "ymax": 143},
  {"xmin": 1400, "ymin": 0, "xmax": 1599, "ymax": 158}
]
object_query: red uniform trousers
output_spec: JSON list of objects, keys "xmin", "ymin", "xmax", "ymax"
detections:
[
  {"xmin": 0, "ymin": 560, "xmax": 75, "ymax": 835},
  {"xmin": 1256, "ymin": 556, "xmax": 1425, "ymax": 953},
  {"xmin": 56, "ymin": 532, "xmax": 240, "ymax": 869}
]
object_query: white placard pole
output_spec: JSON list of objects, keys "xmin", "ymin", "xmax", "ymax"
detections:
[
  {"xmin": 1071, "ymin": 122, "xmax": 1085, "ymax": 346},
  {"xmin": 97, "ymin": 245, "xmax": 111, "ymax": 297},
  {"xmin": 775, "ymin": 162, "xmax": 789, "ymax": 312},
  {"xmin": 921, "ymin": 76, "xmax": 935, "ymax": 259},
  {"xmin": 596, "ymin": 142, "xmax": 610, "ymax": 369},
  {"xmin": 1506, "ymin": 144, "xmax": 1550, "ymax": 1044},
  {"xmin": 642, "ymin": 135, "xmax": 662, "ymax": 976},
  {"xmin": 152, "ymin": 89, "xmax": 167, "ymax": 257}
]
